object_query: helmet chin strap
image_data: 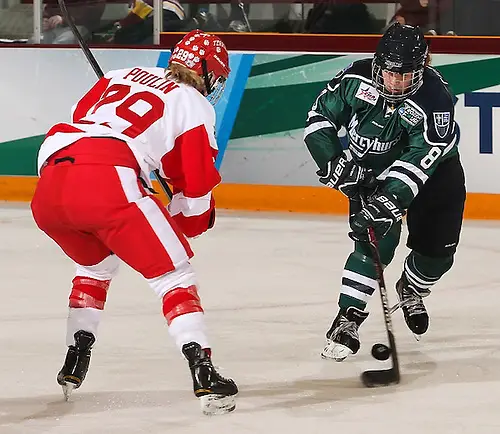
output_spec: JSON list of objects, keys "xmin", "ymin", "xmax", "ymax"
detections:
[{"xmin": 201, "ymin": 59, "xmax": 212, "ymax": 96}]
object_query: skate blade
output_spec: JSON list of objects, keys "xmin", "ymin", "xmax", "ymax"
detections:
[
  {"xmin": 321, "ymin": 341, "xmax": 353, "ymax": 362},
  {"xmin": 413, "ymin": 333, "xmax": 422, "ymax": 342},
  {"xmin": 62, "ymin": 383, "xmax": 76, "ymax": 401},
  {"xmin": 199, "ymin": 394, "xmax": 236, "ymax": 416}
]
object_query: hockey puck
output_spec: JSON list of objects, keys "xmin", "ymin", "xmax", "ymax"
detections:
[{"xmin": 371, "ymin": 343, "xmax": 391, "ymax": 361}]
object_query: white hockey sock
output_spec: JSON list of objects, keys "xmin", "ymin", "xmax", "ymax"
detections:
[
  {"xmin": 168, "ymin": 312, "xmax": 209, "ymax": 351},
  {"xmin": 66, "ymin": 307, "xmax": 102, "ymax": 347}
]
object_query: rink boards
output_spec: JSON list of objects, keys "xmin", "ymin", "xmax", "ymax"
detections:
[{"xmin": 0, "ymin": 48, "xmax": 499, "ymax": 218}]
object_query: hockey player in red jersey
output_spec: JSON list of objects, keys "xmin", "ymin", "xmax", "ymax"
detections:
[{"xmin": 30, "ymin": 30, "xmax": 237, "ymax": 415}]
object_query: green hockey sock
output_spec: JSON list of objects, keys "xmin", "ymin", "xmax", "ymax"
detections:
[{"xmin": 402, "ymin": 251, "xmax": 454, "ymax": 296}]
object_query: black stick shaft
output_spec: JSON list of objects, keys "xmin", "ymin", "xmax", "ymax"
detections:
[
  {"xmin": 353, "ymin": 195, "xmax": 400, "ymax": 386},
  {"xmin": 57, "ymin": 0, "xmax": 104, "ymax": 78}
]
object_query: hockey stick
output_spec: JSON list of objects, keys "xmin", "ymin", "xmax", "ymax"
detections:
[
  {"xmin": 57, "ymin": 0, "xmax": 173, "ymax": 200},
  {"xmin": 353, "ymin": 196, "xmax": 400, "ymax": 387},
  {"xmin": 238, "ymin": 1, "xmax": 252, "ymax": 32},
  {"xmin": 361, "ymin": 226, "xmax": 400, "ymax": 387},
  {"xmin": 388, "ymin": 300, "xmax": 404, "ymax": 314}
]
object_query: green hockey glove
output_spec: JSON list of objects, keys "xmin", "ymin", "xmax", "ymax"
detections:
[
  {"xmin": 317, "ymin": 153, "xmax": 377, "ymax": 199},
  {"xmin": 349, "ymin": 191, "xmax": 405, "ymax": 242}
]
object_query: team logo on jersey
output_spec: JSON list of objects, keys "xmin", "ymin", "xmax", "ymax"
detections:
[
  {"xmin": 398, "ymin": 103, "xmax": 424, "ymax": 126},
  {"xmin": 347, "ymin": 115, "xmax": 400, "ymax": 157},
  {"xmin": 385, "ymin": 103, "xmax": 396, "ymax": 118},
  {"xmin": 433, "ymin": 112, "xmax": 451, "ymax": 138},
  {"xmin": 355, "ymin": 84, "xmax": 379, "ymax": 105}
]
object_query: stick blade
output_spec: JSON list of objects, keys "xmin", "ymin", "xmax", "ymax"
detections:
[{"xmin": 361, "ymin": 368, "xmax": 400, "ymax": 388}]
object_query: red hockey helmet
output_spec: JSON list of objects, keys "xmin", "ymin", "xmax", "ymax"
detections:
[{"xmin": 169, "ymin": 30, "xmax": 230, "ymax": 104}]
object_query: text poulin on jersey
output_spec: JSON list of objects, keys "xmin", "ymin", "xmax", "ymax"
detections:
[{"xmin": 123, "ymin": 68, "xmax": 179, "ymax": 95}]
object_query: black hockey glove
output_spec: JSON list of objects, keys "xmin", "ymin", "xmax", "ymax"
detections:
[
  {"xmin": 349, "ymin": 191, "xmax": 405, "ymax": 242},
  {"xmin": 317, "ymin": 153, "xmax": 377, "ymax": 199}
]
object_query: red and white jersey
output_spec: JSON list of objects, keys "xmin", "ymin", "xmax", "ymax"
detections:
[{"xmin": 38, "ymin": 66, "xmax": 221, "ymax": 222}]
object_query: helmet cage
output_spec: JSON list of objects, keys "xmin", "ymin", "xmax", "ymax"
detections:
[
  {"xmin": 201, "ymin": 59, "xmax": 227, "ymax": 105},
  {"xmin": 372, "ymin": 58, "xmax": 425, "ymax": 103}
]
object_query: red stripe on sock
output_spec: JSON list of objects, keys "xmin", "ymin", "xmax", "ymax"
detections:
[
  {"xmin": 69, "ymin": 277, "xmax": 110, "ymax": 310},
  {"xmin": 162, "ymin": 285, "xmax": 203, "ymax": 324}
]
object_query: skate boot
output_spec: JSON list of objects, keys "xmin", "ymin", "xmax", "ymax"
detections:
[
  {"xmin": 182, "ymin": 342, "xmax": 238, "ymax": 416},
  {"xmin": 396, "ymin": 276, "xmax": 429, "ymax": 338},
  {"xmin": 57, "ymin": 330, "xmax": 95, "ymax": 401},
  {"xmin": 321, "ymin": 306, "xmax": 369, "ymax": 361}
]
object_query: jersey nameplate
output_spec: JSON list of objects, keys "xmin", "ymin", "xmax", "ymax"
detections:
[
  {"xmin": 355, "ymin": 84, "xmax": 379, "ymax": 105},
  {"xmin": 398, "ymin": 103, "xmax": 424, "ymax": 126}
]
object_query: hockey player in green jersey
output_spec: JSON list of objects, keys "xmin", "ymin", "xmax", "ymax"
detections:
[{"xmin": 304, "ymin": 23, "xmax": 466, "ymax": 361}]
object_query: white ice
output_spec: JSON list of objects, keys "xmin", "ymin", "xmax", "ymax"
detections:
[{"xmin": 0, "ymin": 204, "xmax": 498, "ymax": 434}]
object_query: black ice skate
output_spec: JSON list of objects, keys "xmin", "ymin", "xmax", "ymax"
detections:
[
  {"xmin": 321, "ymin": 306, "xmax": 369, "ymax": 361},
  {"xmin": 182, "ymin": 342, "xmax": 238, "ymax": 415},
  {"xmin": 395, "ymin": 276, "xmax": 429, "ymax": 339},
  {"xmin": 57, "ymin": 330, "xmax": 95, "ymax": 401}
]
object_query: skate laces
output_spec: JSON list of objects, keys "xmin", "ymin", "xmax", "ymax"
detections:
[
  {"xmin": 331, "ymin": 315, "xmax": 359, "ymax": 341},
  {"xmin": 212, "ymin": 364, "xmax": 233, "ymax": 383},
  {"xmin": 198, "ymin": 358, "xmax": 232, "ymax": 383},
  {"xmin": 399, "ymin": 286, "xmax": 426, "ymax": 315}
]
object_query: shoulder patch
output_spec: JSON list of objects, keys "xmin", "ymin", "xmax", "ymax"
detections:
[
  {"xmin": 398, "ymin": 103, "xmax": 424, "ymax": 126},
  {"xmin": 334, "ymin": 62, "xmax": 353, "ymax": 79},
  {"xmin": 355, "ymin": 83, "xmax": 379, "ymax": 105},
  {"xmin": 433, "ymin": 112, "xmax": 451, "ymax": 138}
]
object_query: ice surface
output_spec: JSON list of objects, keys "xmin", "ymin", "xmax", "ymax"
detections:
[{"xmin": 0, "ymin": 204, "xmax": 498, "ymax": 434}]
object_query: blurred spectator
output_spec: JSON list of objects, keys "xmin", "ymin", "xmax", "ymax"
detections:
[
  {"xmin": 191, "ymin": 2, "xmax": 249, "ymax": 32},
  {"xmin": 304, "ymin": 2, "xmax": 377, "ymax": 34},
  {"xmin": 390, "ymin": 0, "xmax": 455, "ymax": 34},
  {"xmin": 392, "ymin": 0, "xmax": 432, "ymax": 28},
  {"xmin": 188, "ymin": 6, "xmax": 223, "ymax": 32},
  {"xmin": 228, "ymin": 2, "xmax": 251, "ymax": 32},
  {"xmin": 111, "ymin": 0, "xmax": 187, "ymax": 44},
  {"xmin": 37, "ymin": 0, "xmax": 105, "ymax": 44}
]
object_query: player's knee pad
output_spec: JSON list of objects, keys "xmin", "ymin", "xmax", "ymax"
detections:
[
  {"xmin": 75, "ymin": 254, "xmax": 120, "ymax": 281},
  {"xmin": 352, "ymin": 247, "xmax": 393, "ymax": 270},
  {"xmin": 147, "ymin": 261, "xmax": 200, "ymax": 324},
  {"xmin": 162, "ymin": 285, "xmax": 204, "ymax": 325},
  {"xmin": 407, "ymin": 251, "xmax": 454, "ymax": 277},
  {"xmin": 69, "ymin": 276, "xmax": 110, "ymax": 310},
  {"xmin": 378, "ymin": 225, "xmax": 401, "ymax": 265},
  {"xmin": 147, "ymin": 261, "xmax": 197, "ymax": 298},
  {"xmin": 355, "ymin": 224, "xmax": 400, "ymax": 267},
  {"xmin": 403, "ymin": 251, "xmax": 454, "ymax": 296}
]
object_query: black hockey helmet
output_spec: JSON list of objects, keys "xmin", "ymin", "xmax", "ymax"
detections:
[{"xmin": 372, "ymin": 23, "xmax": 428, "ymax": 103}]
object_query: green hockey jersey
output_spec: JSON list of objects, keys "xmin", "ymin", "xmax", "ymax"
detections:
[{"xmin": 304, "ymin": 59, "xmax": 459, "ymax": 208}]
